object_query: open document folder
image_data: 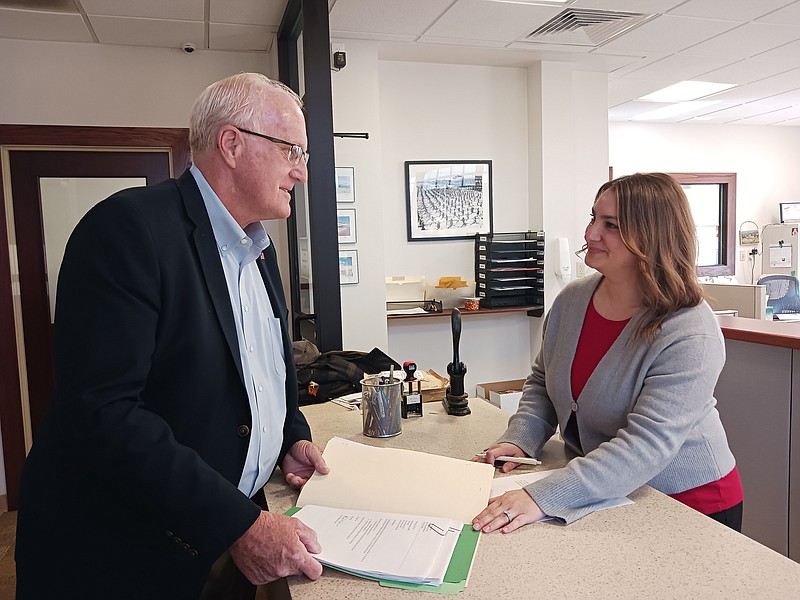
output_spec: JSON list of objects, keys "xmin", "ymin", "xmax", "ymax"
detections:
[{"xmin": 291, "ymin": 437, "xmax": 494, "ymax": 592}]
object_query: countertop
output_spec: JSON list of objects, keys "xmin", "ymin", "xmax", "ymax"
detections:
[
  {"xmin": 266, "ymin": 399, "xmax": 800, "ymax": 599},
  {"xmin": 716, "ymin": 315, "xmax": 800, "ymax": 349}
]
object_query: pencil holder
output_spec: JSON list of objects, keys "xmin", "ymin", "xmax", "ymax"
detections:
[{"xmin": 360, "ymin": 375, "xmax": 403, "ymax": 438}]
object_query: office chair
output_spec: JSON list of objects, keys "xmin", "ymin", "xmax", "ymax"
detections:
[{"xmin": 756, "ymin": 275, "xmax": 800, "ymax": 314}]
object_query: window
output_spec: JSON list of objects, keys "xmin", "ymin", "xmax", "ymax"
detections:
[{"xmin": 669, "ymin": 173, "xmax": 736, "ymax": 277}]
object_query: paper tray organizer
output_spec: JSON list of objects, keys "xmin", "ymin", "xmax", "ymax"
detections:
[{"xmin": 474, "ymin": 231, "xmax": 545, "ymax": 308}]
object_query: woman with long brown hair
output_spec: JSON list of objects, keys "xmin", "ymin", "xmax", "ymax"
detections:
[{"xmin": 473, "ymin": 173, "xmax": 743, "ymax": 533}]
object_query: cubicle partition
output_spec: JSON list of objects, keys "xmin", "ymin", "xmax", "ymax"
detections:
[
  {"xmin": 714, "ymin": 316, "xmax": 800, "ymax": 561},
  {"xmin": 702, "ymin": 282, "xmax": 767, "ymax": 319}
]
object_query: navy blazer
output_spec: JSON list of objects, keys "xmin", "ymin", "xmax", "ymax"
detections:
[{"xmin": 16, "ymin": 170, "xmax": 311, "ymax": 599}]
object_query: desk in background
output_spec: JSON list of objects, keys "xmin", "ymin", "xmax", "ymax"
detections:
[
  {"xmin": 715, "ymin": 315, "xmax": 800, "ymax": 560},
  {"xmin": 266, "ymin": 399, "xmax": 800, "ymax": 599}
]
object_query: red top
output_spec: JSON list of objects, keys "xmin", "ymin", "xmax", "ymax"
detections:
[
  {"xmin": 571, "ymin": 298, "xmax": 629, "ymax": 400},
  {"xmin": 571, "ymin": 297, "xmax": 743, "ymax": 515},
  {"xmin": 669, "ymin": 465, "xmax": 743, "ymax": 514}
]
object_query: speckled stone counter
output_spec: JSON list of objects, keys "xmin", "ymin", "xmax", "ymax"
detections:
[{"xmin": 265, "ymin": 399, "xmax": 800, "ymax": 599}]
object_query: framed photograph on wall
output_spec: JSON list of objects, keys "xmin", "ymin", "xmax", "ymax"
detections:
[
  {"xmin": 338, "ymin": 249, "xmax": 359, "ymax": 285},
  {"xmin": 337, "ymin": 208, "xmax": 357, "ymax": 244},
  {"xmin": 405, "ymin": 160, "xmax": 493, "ymax": 241},
  {"xmin": 335, "ymin": 166, "xmax": 355, "ymax": 203}
]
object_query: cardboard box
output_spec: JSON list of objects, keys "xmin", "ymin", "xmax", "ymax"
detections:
[
  {"xmin": 476, "ymin": 379, "xmax": 525, "ymax": 415},
  {"xmin": 424, "ymin": 279, "xmax": 475, "ymax": 310},
  {"xmin": 417, "ymin": 369, "xmax": 449, "ymax": 403}
]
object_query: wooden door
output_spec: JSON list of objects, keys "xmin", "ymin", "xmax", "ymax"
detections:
[{"xmin": 0, "ymin": 125, "xmax": 189, "ymax": 509}]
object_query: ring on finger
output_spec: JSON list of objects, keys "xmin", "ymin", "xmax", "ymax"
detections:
[{"xmin": 503, "ymin": 510, "xmax": 512, "ymax": 524}]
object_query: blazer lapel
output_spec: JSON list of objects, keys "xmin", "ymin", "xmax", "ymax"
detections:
[
  {"xmin": 257, "ymin": 242, "xmax": 291, "ymax": 349},
  {"xmin": 177, "ymin": 170, "xmax": 245, "ymax": 384}
]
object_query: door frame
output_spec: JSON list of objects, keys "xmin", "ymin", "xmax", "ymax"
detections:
[{"xmin": 0, "ymin": 124, "xmax": 189, "ymax": 510}]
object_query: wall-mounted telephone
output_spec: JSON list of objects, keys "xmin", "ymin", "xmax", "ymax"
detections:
[{"xmin": 555, "ymin": 237, "xmax": 571, "ymax": 281}]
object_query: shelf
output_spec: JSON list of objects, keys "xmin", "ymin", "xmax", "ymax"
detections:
[{"xmin": 387, "ymin": 305, "xmax": 543, "ymax": 320}]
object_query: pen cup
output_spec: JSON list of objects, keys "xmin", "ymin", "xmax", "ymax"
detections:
[{"xmin": 360, "ymin": 375, "xmax": 403, "ymax": 438}]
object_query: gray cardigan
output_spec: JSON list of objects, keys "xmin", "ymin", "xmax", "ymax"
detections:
[{"xmin": 500, "ymin": 273, "xmax": 736, "ymax": 523}]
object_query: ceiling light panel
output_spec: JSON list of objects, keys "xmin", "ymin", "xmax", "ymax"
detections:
[
  {"xmin": 632, "ymin": 100, "xmax": 720, "ymax": 120},
  {"xmin": 639, "ymin": 81, "xmax": 737, "ymax": 102}
]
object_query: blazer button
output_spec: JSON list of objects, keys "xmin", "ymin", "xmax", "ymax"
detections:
[
  {"xmin": 189, "ymin": 548, "xmax": 199, "ymax": 559},
  {"xmin": 237, "ymin": 425, "xmax": 250, "ymax": 437}
]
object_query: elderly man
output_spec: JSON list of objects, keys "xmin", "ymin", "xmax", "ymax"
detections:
[{"xmin": 16, "ymin": 73, "xmax": 328, "ymax": 600}]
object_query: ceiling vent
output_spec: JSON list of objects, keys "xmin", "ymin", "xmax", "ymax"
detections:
[{"xmin": 525, "ymin": 8, "xmax": 656, "ymax": 47}]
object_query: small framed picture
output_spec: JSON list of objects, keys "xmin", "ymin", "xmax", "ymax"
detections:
[
  {"xmin": 335, "ymin": 167, "xmax": 355, "ymax": 203},
  {"xmin": 339, "ymin": 249, "xmax": 359, "ymax": 285},
  {"xmin": 739, "ymin": 229, "xmax": 759, "ymax": 245},
  {"xmin": 337, "ymin": 208, "xmax": 357, "ymax": 244}
]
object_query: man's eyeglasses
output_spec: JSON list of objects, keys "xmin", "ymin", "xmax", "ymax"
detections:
[{"xmin": 236, "ymin": 127, "xmax": 310, "ymax": 165}]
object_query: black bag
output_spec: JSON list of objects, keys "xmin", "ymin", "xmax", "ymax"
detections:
[{"xmin": 296, "ymin": 347, "xmax": 401, "ymax": 406}]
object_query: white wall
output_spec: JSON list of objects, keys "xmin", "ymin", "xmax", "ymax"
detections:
[
  {"xmin": 0, "ymin": 38, "xmax": 272, "ymax": 126},
  {"xmin": 609, "ymin": 121, "xmax": 800, "ymax": 283},
  {"xmin": 330, "ymin": 39, "xmax": 389, "ymax": 352},
  {"xmin": 380, "ymin": 58, "xmax": 534, "ymax": 391},
  {"xmin": 330, "ymin": 46, "xmax": 610, "ymax": 394}
]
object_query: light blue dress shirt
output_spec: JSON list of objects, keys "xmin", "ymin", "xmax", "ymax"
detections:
[{"xmin": 190, "ymin": 165, "xmax": 287, "ymax": 498}]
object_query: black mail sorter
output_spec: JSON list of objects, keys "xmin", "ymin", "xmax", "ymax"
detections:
[{"xmin": 475, "ymin": 231, "xmax": 545, "ymax": 309}]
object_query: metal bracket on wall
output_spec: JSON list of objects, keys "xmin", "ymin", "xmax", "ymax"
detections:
[{"xmin": 333, "ymin": 132, "xmax": 369, "ymax": 139}]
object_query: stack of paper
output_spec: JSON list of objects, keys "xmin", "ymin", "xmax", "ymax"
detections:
[
  {"xmin": 293, "ymin": 505, "xmax": 463, "ymax": 585},
  {"xmin": 292, "ymin": 437, "xmax": 494, "ymax": 592}
]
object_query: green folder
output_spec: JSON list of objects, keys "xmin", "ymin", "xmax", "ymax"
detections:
[{"xmin": 286, "ymin": 507, "xmax": 480, "ymax": 594}]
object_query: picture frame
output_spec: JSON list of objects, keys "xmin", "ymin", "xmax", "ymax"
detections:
[
  {"xmin": 337, "ymin": 208, "xmax": 357, "ymax": 244},
  {"xmin": 405, "ymin": 160, "xmax": 493, "ymax": 241},
  {"xmin": 780, "ymin": 202, "xmax": 800, "ymax": 224},
  {"xmin": 739, "ymin": 229, "xmax": 759, "ymax": 246},
  {"xmin": 335, "ymin": 166, "xmax": 356, "ymax": 203},
  {"xmin": 338, "ymin": 249, "xmax": 359, "ymax": 285}
]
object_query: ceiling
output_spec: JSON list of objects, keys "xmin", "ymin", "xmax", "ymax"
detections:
[{"xmin": 2, "ymin": 0, "xmax": 800, "ymax": 126}]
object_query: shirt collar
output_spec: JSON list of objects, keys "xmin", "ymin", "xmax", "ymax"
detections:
[{"xmin": 190, "ymin": 164, "xmax": 270, "ymax": 262}]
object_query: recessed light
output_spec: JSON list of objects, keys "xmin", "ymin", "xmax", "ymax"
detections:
[
  {"xmin": 632, "ymin": 101, "xmax": 719, "ymax": 121},
  {"xmin": 639, "ymin": 81, "xmax": 737, "ymax": 103}
]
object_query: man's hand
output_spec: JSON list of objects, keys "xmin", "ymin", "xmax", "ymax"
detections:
[
  {"xmin": 281, "ymin": 440, "xmax": 329, "ymax": 488},
  {"xmin": 229, "ymin": 511, "xmax": 323, "ymax": 584}
]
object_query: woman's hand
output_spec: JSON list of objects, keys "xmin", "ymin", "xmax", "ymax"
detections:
[
  {"xmin": 472, "ymin": 442, "xmax": 529, "ymax": 473},
  {"xmin": 471, "ymin": 489, "xmax": 546, "ymax": 533}
]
